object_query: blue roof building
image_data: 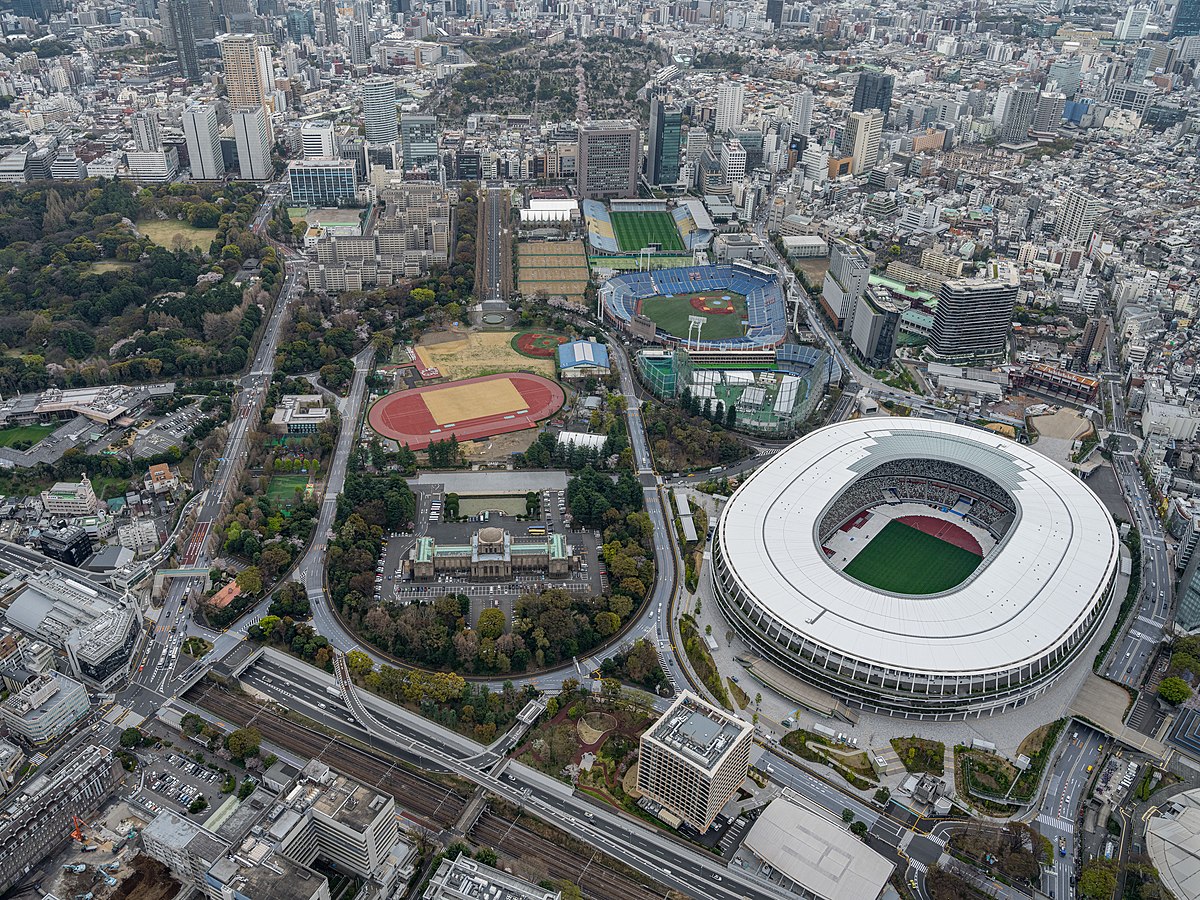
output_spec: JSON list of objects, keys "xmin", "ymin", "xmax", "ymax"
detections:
[{"xmin": 557, "ymin": 341, "xmax": 611, "ymax": 378}]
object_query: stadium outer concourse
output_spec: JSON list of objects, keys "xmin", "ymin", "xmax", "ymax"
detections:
[{"xmin": 711, "ymin": 419, "xmax": 1121, "ymax": 720}]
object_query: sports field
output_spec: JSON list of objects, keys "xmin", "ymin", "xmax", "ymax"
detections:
[
  {"xmin": 610, "ymin": 211, "xmax": 685, "ymax": 253},
  {"xmin": 0, "ymin": 424, "xmax": 56, "ymax": 448},
  {"xmin": 266, "ymin": 475, "xmax": 309, "ymax": 505},
  {"xmin": 639, "ymin": 291, "xmax": 748, "ymax": 342},
  {"xmin": 843, "ymin": 519, "xmax": 982, "ymax": 595}
]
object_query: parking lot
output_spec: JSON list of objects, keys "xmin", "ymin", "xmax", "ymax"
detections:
[
  {"xmin": 372, "ymin": 487, "xmax": 607, "ymax": 628},
  {"xmin": 130, "ymin": 749, "xmax": 230, "ymax": 819},
  {"xmin": 129, "ymin": 401, "xmax": 211, "ymax": 459}
]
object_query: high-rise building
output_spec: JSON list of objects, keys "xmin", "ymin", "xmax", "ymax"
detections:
[
  {"xmin": 636, "ymin": 692, "xmax": 752, "ymax": 833},
  {"xmin": 765, "ymin": 0, "xmax": 783, "ymax": 26},
  {"xmin": 791, "ymin": 87, "xmax": 813, "ymax": 135},
  {"xmin": 719, "ymin": 140, "xmax": 746, "ymax": 183},
  {"xmin": 1115, "ymin": 5, "xmax": 1151, "ymax": 39},
  {"xmin": 1057, "ymin": 188, "xmax": 1100, "ymax": 243},
  {"xmin": 1048, "ymin": 57, "xmax": 1083, "ymax": 96},
  {"xmin": 1174, "ymin": 0, "xmax": 1200, "ymax": 35},
  {"xmin": 927, "ymin": 262, "xmax": 1019, "ymax": 363},
  {"xmin": 285, "ymin": 7, "xmax": 313, "ymax": 40},
  {"xmin": 302, "ymin": 120, "xmax": 338, "ymax": 159},
  {"xmin": 851, "ymin": 289, "xmax": 904, "ymax": 367},
  {"xmin": 997, "ymin": 82, "xmax": 1039, "ymax": 142},
  {"xmin": 646, "ymin": 96, "xmax": 681, "ymax": 186},
  {"xmin": 684, "ymin": 128, "xmax": 709, "ymax": 188},
  {"xmin": 362, "ymin": 75, "xmax": 398, "ymax": 145},
  {"xmin": 715, "ymin": 80, "xmax": 745, "ymax": 132},
  {"xmin": 321, "ymin": 0, "xmax": 339, "ymax": 43},
  {"xmin": 852, "ymin": 69, "xmax": 894, "ymax": 125},
  {"xmin": 182, "ymin": 101, "xmax": 225, "ymax": 180},
  {"xmin": 577, "ymin": 120, "xmax": 639, "ymax": 200},
  {"xmin": 218, "ymin": 33, "xmax": 267, "ymax": 108},
  {"xmin": 348, "ymin": 19, "xmax": 367, "ymax": 64},
  {"xmin": 1032, "ymin": 90, "xmax": 1066, "ymax": 135},
  {"xmin": 399, "ymin": 113, "xmax": 438, "ymax": 170},
  {"xmin": 821, "ymin": 237, "xmax": 873, "ymax": 332},
  {"xmin": 161, "ymin": 0, "xmax": 200, "ymax": 81},
  {"xmin": 844, "ymin": 108, "xmax": 883, "ymax": 175},
  {"xmin": 131, "ymin": 110, "xmax": 161, "ymax": 152},
  {"xmin": 232, "ymin": 105, "xmax": 272, "ymax": 180}
]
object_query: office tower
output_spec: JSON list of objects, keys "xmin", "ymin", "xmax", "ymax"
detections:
[
  {"xmin": 218, "ymin": 34, "xmax": 266, "ymax": 107},
  {"xmin": 636, "ymin": 693, "xmax": 752, "ymax": 834},
  {"xmin": 302, "ymin": 120, "xmax": 337, "ymax": 158},
  {"xmin": 844, "ymin": 108, "xmax": 883, "ymax": 175},
  {"xmin": 719, "ymin": 140, "xmax": 746, "ymax": 183},
  {"xmin": 821, "ymin": 237, "xmax": 872, "ymax": 332},
  {"xmin": 182, "ymin": 101, "xmax": 225, "ymax": 179},
  {"xmin": 927, "ymin": 262, "xmax": 1019, "ymax": 362},
  {"xmin": 1048, "ymin": 57, "xmax": 1082, "ymax": 96},
  {"xmin": 684, "ymin": 127, "xmax": 708, "ymax": 189},
  {"xmin": 131, "ymin": 110, "xmax": 161, "ymax": 152},
  {"xmin": 715, "ymin": 80, "xmax": 745, "ymax": 132},
  {"xmin": 790, "ymin": 87, "xmax": 813, "ymax": 135},
  {"xmin": 765, "ymin": 0, "xmax": 782, "ymax": 26},
  {"xmin": 161, "ymin": 0, "xmax": 200, "ymax": 81},
  {"xmin": 997, "ymin": 82, "xmax": 1038, "ymax": 142},
  {"xmin": 852, "ymin": 69, "xmax": 894, "ymax": 125},
  {"xmin": 362, "ymin": 76, "xmax": 398, "ymax": 144},
  {"xmin": 287, "ymin": 159, "xmax": 357, "ymax": 205},
  {"xmin": 1115, "ymin": 5, "xmax": 1151, "ymax": 39},
  {"xmin": 348, "ymin": 19, "xmax": 367, "ymax": 64},
  {"xmin": 399, "ymin": 113, "xmax": 438, "ymax": 169},
  {"xmin": 1032, "ymin": 90, "xmax": 1066, "ymax": 134},
  {"xmin": 285, "ymin": 7, "xmax": 313, "ymax": 40},
  {"xmin": 646, "ymin": 96, "xmax": 681, "ymax": 185},
  {"xmin": 321, "ymin": 0, "xmax": 339, "ymax": 43},
  {"xmin": 851, "ymin": 290, "xmax": 903, "ymax": 367},
  {"xmin": 577, "ymin": 120, "xmax": 639, "ymax": 199},
  {"xmin": 232, "ymin": 106, "xmax": 272, "ymax": 180},
  {"xmin": 801, "ymin": 144, "xmax": 828, "ymax": 183},
  {"xmin": 1176, "ymin": 547, "xmax": 1200, "ymax": 631},
  {"xmin": 1174, "ymin": 0, "xmax": 1200, "ymax": 35},
  {"xmin": 1057, "ymin": 188, "xmax": 1100, "ymax": 243}
]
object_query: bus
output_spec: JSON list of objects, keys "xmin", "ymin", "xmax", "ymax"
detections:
[{"xmin": 527, "ymin": 527, "xmax": 547, "ymax": 536}]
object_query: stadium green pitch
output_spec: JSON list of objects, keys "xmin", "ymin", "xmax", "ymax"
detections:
[
  {"xmin": 639, "ymin": 291, "xmax": 748, "ymax": 341},
  {"xmin": 843, "ymin": 520, "xmax": 981, "ymax": 595},
  {"xmin": 610, "ymin": 210, "xmax": 686, "ymax": 253}
]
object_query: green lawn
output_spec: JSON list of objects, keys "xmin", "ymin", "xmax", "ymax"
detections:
[
  {"xmin": 844, "ymin": 520, "xmax": 981, "ymax": 595},
  {"xmin": 640, "ymin": 291, "xmax": 748, "ymax": 342},
  {"xmin": 266, "ymin": 475, "xmax": 309, "ymax": 505},
  {"xmin": 610, "ymin": 211, "xmax": 685, "ymax": 253},
  {"xmin": 0, "ymin": 424, "xmax": 56, "ymax": 448},
  {"xmin": 138, "ymin": 219, "xmax": 219, "ymax": 251}
]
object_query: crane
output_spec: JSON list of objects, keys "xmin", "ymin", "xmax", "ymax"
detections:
[{"xmin": 70, "ymin": 815, "xmax": 87, "ymax": 843}]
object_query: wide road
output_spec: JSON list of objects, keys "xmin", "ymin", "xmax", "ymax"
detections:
[
  {"xmin": 481, "ymin": 185, "xmax": 509, "ymax": 312},
  {"xmin": 1032, "ymin": 724, "xmax": 1106, "ymax": 900}
]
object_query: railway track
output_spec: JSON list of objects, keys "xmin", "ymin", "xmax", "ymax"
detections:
[
  {"xmin": 187, "ymin": 683, "xmax": 467, "ymax": 828},
  {"xmin": 471, "ymin": 810, "xmax": 669, "ymax": 900}
]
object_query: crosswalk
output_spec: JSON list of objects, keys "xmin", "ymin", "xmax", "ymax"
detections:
[
  {"xmin": 909, "ymin": 860, "xmax": 928, "ymax": 874},
  {"xmin": 1036, "ymin": 813, "xmax": 1074, "ymax": 834},
  {"xmin": 927, "ymin": 834, "xmax": 947, "ymax": 848}
]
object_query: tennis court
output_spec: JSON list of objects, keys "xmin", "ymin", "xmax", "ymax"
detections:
[
  {"xmin": 843, "ymin": 519, "xmax": 982, "ymax": 595},
  {"xmin": 610, "ymin": 210, "xmax": 686, "ymax": 253}
]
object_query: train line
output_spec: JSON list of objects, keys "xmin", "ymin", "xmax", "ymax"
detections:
[
  {"xmin": 471, "ymin": 810, "xmax": 669, "ymax": 900},
  {"xmin": 187, "ymin": 683, "xmax": 467, "ymax": 828}
]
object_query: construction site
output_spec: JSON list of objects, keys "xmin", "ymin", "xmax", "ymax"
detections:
[{"xmin": 37, "ymin": 803, "xmax": 178, "ymax": 900}]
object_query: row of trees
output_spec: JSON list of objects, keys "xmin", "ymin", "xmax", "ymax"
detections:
[{"xmin": 641, "ymin": 403, "xmax": 751, "ymax": 473}]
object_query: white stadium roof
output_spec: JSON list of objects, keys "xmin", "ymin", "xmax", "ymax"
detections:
[{"xmin": 717, "ymin": 419, "xmax": 1119, "ymax": 678}]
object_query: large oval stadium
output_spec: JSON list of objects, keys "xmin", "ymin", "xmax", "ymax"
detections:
[{"xmin": 712, "ymin": 419, "xmax": 1120, "ymax": 720}]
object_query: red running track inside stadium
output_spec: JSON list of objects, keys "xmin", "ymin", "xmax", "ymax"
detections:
[
  {"xmin": 896, "ymin": 515, "xmax": 984, "ymax": 556},
  {"xmin": 367, "ymin": 373, "xmax": 565, "ymax": 451}
]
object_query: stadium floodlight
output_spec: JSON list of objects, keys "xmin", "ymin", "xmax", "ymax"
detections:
[{"xmin": 687, "ymin": 315, "xmax": 705, "ymax": 350}]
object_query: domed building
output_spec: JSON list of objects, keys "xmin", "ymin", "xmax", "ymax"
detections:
[{"xmin": 410, "ymin": 527, "xmax": 573, "ymax": 582}]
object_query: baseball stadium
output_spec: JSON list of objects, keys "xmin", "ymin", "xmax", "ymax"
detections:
[
  {"xmin": 368, "ymin": 373, "xmax": 565, "ymax": 451},
  {"xmin": 712, "ymin": 419, "xmax": 1120, "ymax": 720},
  {"xmin": 601, "ymin": 262, "xmax": 788, "ymax": 350}
]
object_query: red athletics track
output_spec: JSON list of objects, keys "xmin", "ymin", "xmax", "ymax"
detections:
[
  {"xmin": 896, "ymin": 515, "xmax": 983, "ymax": 556},
  {"xmin": 368, "ymin": 373, "xmax": 565, "ymax": 451}
]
